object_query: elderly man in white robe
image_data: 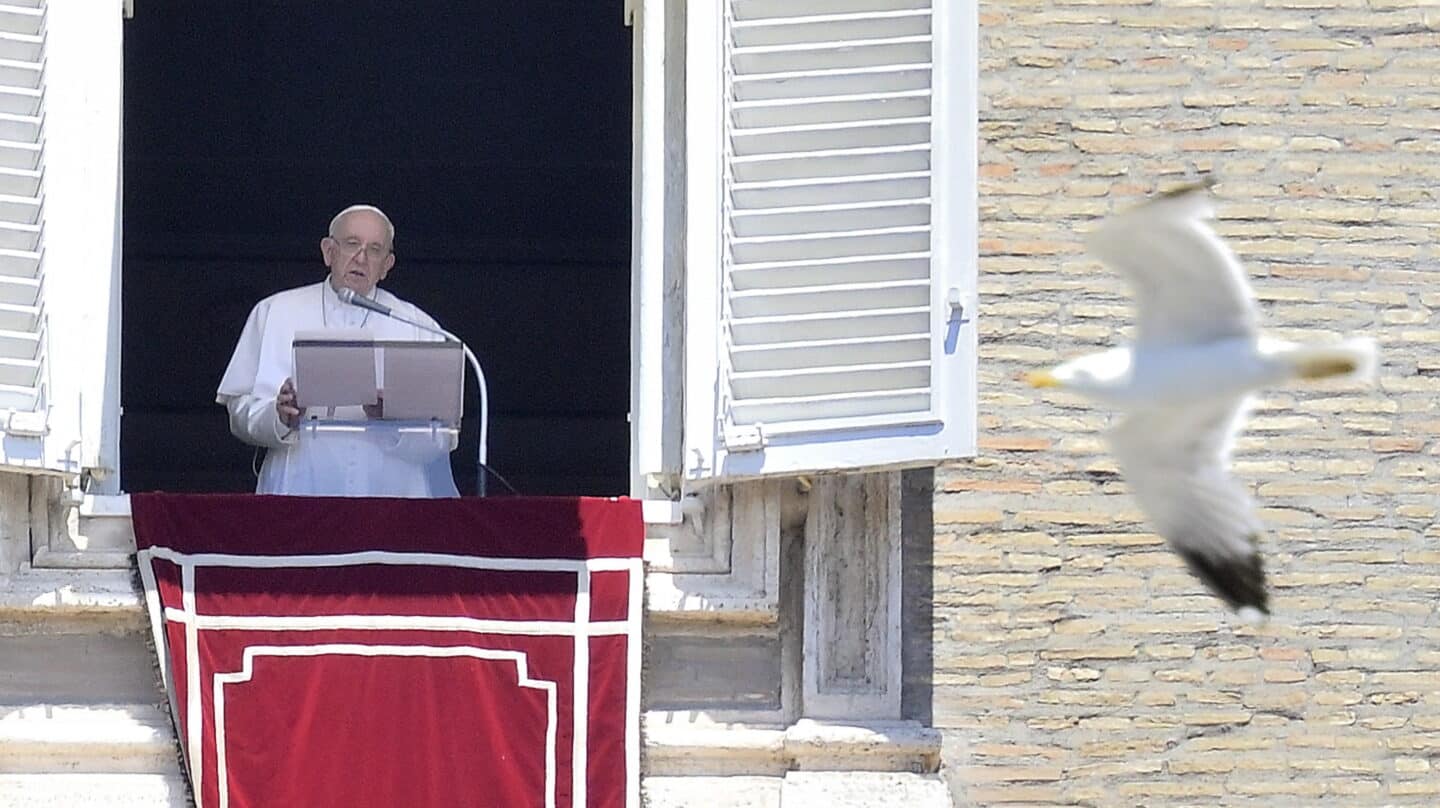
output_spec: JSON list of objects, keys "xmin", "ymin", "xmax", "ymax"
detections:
[{"xmin": 216, "ymin": 204, "xmax": 460, "ymax": 497}]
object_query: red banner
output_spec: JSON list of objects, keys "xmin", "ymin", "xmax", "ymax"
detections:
[{"xmin": 133, "ymin": 493, "xmax": 644, "ymax": 808}]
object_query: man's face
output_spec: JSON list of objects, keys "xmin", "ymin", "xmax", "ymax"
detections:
[{"xmin": 322, "ymin": 210, "xmax": 395, "ymax": 296}]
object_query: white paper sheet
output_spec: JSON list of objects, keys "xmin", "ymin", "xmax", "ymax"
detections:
[
  {"xmin": 292, "ymin": 329, "xmax": 379, "ymax": 408},
  {"xmin": 380, "ymin": 342, "xmax": 464, "ymax": 424}
]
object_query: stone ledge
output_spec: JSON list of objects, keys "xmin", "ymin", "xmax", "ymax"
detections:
[
  {"xmin": 644, "ymin": 775, "xmax": 782, "ymax": 808},
  {"xmin": 0, "ymin": 774, "xmax": 190, "ymax": 808},
  {"xmin": 0, "ymin": 567, "xmax": 145, "ymax": 631},
  {"xmin": 644, "ymin": 716, "xmax": 943, "ymax": 777},
  {"xmin": 641, "ymin": 771, "xmax": 953, "ymax": 808},
  {"xmin": 782, "ymin": 771, "xmax": 951, "ymax": 807},
  {"xmin": 0, "ymin": 704, "xmax": 181, "ymax": 775}
]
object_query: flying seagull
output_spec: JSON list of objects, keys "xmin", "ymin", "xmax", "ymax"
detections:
[{"xmin": 1027, "ymin": 180, "xmax": 1376, "ymax": 617}]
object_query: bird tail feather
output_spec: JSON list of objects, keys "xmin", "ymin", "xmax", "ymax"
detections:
[{"xmin": 1291, "ymin": 337, "xmax": 1378, "ymax": 382}]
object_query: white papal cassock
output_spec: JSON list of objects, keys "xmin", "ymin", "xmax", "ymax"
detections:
[{"xmin": 217, "ymin": 281, "xmax": 460, "ymax": 498}]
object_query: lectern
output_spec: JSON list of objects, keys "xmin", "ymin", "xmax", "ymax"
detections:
[{"xmin": 274, "ymin": 333, "xmax": 464, "ymax": 497}]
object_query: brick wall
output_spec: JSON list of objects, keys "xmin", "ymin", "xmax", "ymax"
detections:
[{"xmin": 935, "ymin": 1, "xmax": 1440, "ymax": 803}]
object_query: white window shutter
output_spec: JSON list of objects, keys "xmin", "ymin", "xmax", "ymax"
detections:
[
  {"xmin": 683, "ymin": 0, "xmax": 977, "ymax": 484},
  {"xmin": 0, "ymin": 2, "xmax": 122, "ymax": 487}
]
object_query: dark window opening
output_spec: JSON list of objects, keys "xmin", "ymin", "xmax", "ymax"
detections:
[{"xmin": 121, "ymin": 4, "xmax": 632, "ymax": 496}]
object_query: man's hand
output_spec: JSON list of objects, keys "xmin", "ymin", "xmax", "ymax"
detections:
[{"xmin": 277, "ymin": 377, "xmax": 302, "ymax": 429}]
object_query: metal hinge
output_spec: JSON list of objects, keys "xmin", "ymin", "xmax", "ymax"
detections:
[{"xmin": 722, "ymin": 422, "xmax": 766, "ymax": 452}]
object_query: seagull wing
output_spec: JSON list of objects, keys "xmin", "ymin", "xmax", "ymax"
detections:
[
  {"xmin": 1086, "ymin": 183, "xmax": 1259, "ymax": 349},
  {"xmin": 1107, "ymin": 396, "xmax": 1269, "ymax": 614}
]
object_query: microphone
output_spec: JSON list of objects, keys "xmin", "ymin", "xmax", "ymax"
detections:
[
  {"xmin": 336, "ymin": 285, "xmax": 494, "ymax": 496},
  {"xmin": 337, "ymin": 287, "xmax": 393, "ymax": 317}
]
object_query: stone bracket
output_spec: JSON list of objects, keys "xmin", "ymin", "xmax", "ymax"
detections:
[{"xmin": 645, "ymin": 479, "xmax": 782, "ymax": 619}]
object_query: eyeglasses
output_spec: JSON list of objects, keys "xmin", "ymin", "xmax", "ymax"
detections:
[{"xmin": 329, "ymin": 236, "xmax": 390, "ymax": 261}]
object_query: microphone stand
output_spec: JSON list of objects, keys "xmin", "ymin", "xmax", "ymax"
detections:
[{"xmin": 339, "ymin": 289, "xmax": 490, "ymax": 496}]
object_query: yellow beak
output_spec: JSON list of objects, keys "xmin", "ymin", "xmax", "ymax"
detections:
[{"xmin": 1026, "ymin": 370, "xmax": 1062, "ymax": 388}]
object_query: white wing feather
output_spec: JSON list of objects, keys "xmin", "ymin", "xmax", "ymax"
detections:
[
  {"xmin": 1086, "ymin": 186, "xmax": 1258, "ymax": 349},
  {"xmin": 1107, "ymin": 397, "xmax": 1260, "ymax": 562}
]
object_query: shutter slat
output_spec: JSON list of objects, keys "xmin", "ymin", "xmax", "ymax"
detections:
[
  {"xmin": 731, "ymin": 253, "xmax": 930, "ymax": 289},
  {"xmin": 0, "ymin": 247, "xmax": 39, "ymax": 278},
  {"xmin": 0, "ymin": 88, "xmax": 38, "ymax": 116},
  {"xmin": 733, "ymin": 171, "xmax": 929, "ymax": 209},
  {"xmin": 732, "ymin": 198, "xmax": 929, "ymax": 237},
  {"xmin": 0, "ymin": 112, "xmax": 38, "ymax": 141},
  {"xmin": 732, "ymin": 40, "xmax": 930, "ymax": 75},
  {"xmin": 0, "ymin": 191, "xmax": 39, "ymax": 223},
  {"xmin": 0, "ymin": 138, "xmax": 39, "ymax": 168},
  {"xmin": 0, "ymin": 221, "xmax": 38, "ymax": 250},
  {"xmin": 0, "ymin": 301, "xmax": 38, "ymax": 332},
  {"xmin": 0, "ymin": 326, "xmax": 37, "ymax": 359},
  {"xmin": 0, "ymin": 274, "xmax": 38, "ymax": 305},
  {"xmin": 0, "ymin": 33, "xmax": 42, "ymax": 62},
  {"xmin": 732, "ymin": 9, "xmax": 931, "ymax": 29},
  {"xmin": 0, "ymin": 383, "xmax": 36, "ymax": 410},
  {"xmin": 0, "ymin": 166, "xmax": 38, "ymax": 196},
  {"xmin": 734, "ymin": 67, "xmax": 931, "ymax": 103},
  {"xmin": 733, "ymin": 0, "xmax": 930, "ymax": 21},
  {"xmin": 0, "ymin": 8, "xmax": 42, "ymax": 37},
  {"xmin": 0, "ymin": 58, "xmax": 39, "ymax": 89},
  {"xmin": 730, "ymin": 307, "xmax": 930, "ymax": 344},
  {"xmin": 733, "ymin": 21, "xmax": 930, "ymax": 49},
  {"xmin": 731, "ymin": 275, "xmax": 921, "ymax": 295},
  {"xmin": 733, "ymin": 91, "xmax": 930, "ymax": 128},
  {"xmin": 731, "ymin": 147, "xmax": 929, "ymax": 183},
  {"xmin": 730, "ymin": 389, "xmax": 931, "ymax": 426},
  {"xmin": 732, "ymin": 334, "xmax": 929, "ymax": 372},
  {"xmin": 731, "ymin": 278, "xmax": 929, "ymax": 312},
  {"xmin": 0, "ymin": 354, "xmax": 38, "ymax": 385},
  {"xmin": 732, "ymin": 227, "xmax": 929, "ymax": 263},
  {"xmin": 733, "ymin": 118, "xmax": 930, "ymax": 157},
  {"xmin": 732, "ymin": 362, "xmax": 928, "ymax": 400}
]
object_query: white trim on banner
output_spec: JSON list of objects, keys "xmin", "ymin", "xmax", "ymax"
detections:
[
  {"xmin": 136, "ymin": 546, "xmax": 645, "ymax": 808},
  {"xmin": 212, "ymin": 644, "xmax": 560, "ymax": 808}
]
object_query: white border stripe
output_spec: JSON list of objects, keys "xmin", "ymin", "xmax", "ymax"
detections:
[
  {"xmin": 161, "ymin": 611, "xmax": 635, "ymax": 637},
  {"xmin": 143, "ymin": 546, "xmax": 637, "ymax": 572},
  {"xmin": 212, "ymin": 644, "xmax": 560, "ymax": 808},
  {"xmin": 138, "ymin": 545, "xmax": 643, "ymax": 808},
  {"xmin": 624, "ymin": 558, "xmax": 643, "ymax": 807},
  {"xmin": 572, "ymin": 568, "xmax": 591, "ymax": 807},
  {"xmin": 183, "ymin": 563, "xmax": 202, "ymax": 804}
]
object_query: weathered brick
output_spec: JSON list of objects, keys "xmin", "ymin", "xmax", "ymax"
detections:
[
  {"xmin": 1039, "ymin": 644, "xmax": 1137, "ymax": 661},
  {"xmin": 936, "ymin": 2, "xmax": 1440, "ymax": 802},
  {"xmin": 1181, "ymin": 711, "xmax": 1253, "ymax": 726},
  {"xmin": 1391, "ymin": 781, "xmax": 1440, "ymax": 796},
  {"xmin": 961, "ymin": 765, "xmax": 1064, "ymax": 783},
  {"xmin": 961, "ymin": 785, "xmax": 1064, "ymax": 803},
  {"xmin": 1168, "ymin": 755, "xmax": 1235, "ymax": 774},
  {"xmin": 1118, "ymin": 781, "xmax": 1225, "ymax": 798},
  {"xmin": 1231, "ymin": 781, "xmax": 1329, "ymax": 798}
]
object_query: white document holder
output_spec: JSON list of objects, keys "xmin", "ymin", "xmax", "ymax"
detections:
[{"xmin": 292, "ymin": 332, "xmax": 464, "ymax": 439}]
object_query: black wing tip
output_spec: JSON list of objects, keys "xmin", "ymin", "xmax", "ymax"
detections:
[{"xmin": 1178, "ymin": 546, "xmax": 1270, "ymax": 616}]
